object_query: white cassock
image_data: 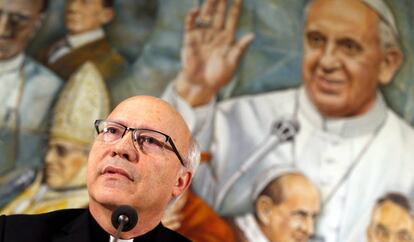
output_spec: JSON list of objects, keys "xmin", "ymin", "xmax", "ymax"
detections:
[
  {"xmin": 0, "ymin": 54, "xmax": 62, "ymax": 173},
  {"xmin": 163, "ymin": 85, "xmax": 414, "ymax": 242}
]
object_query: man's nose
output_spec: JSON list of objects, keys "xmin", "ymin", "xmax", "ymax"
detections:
[
  {"xmin": 319, "ymin": 44, "xmax": 341, "ymax": 73},
  {"xmin": 45, "ymin": 146, "xmax": 59, "ymax": 165},
  {"xmin": 111, "ymin": 131, "xmax": 138, "ymax": 162},
  {"xmin": 0, "ymin": 12, "xmax": 12, "ymax": 38},
  {"xmin": 300, "ymin": 216, "xmax": 315, "ymax": 238}
]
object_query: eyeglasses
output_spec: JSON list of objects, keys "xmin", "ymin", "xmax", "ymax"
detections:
[{"xmin": 94, "ymin": 120, "xmax": 185, "ymax": 167}]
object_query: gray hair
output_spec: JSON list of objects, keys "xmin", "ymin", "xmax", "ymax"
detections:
[
  {"xmin": 164, "ymin": 137, "xmax": 200, "ymax": 208},
  {"xmin": 378, "ymin": 20, "xmax": 402, "ymax": 53},
  {"xmin": 183, "ymin": 137, "xmax": 200, "ymax": 174}
]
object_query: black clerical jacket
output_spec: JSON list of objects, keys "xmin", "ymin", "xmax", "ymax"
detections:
[{"xmin": 0, "ymin": 208, "xmax": 190, "ymax": 242}]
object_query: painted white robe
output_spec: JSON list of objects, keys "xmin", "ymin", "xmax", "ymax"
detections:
[
  {"xmin": 0, "ymin": 54, "xmax": 63, "ymax": 206},
  {"xmin": 163, "ymin": 85, "xmax": 414, "ymax": 242}
]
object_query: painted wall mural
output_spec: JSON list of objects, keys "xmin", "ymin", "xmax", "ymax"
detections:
[{"xmin": 1, "ymin": 1, "xmax": 414, "ymax": 242}]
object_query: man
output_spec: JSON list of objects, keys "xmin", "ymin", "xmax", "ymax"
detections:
[
  {"xmin": 229, "ymin": 167, "xmax": 320, "ymax": 242},
  {"xmin": 0, "ymin": 95, "xmax": 200, "ymax": 241},
  {"xmin": 0, "ymin": 0, "xmax": 63, "ymax": 205},
  {"xmin": 162, "ymin": 0, "xmax": 414, "ymax": 242},
  {"xmin": 367, "ymin": 193, "xmax": 414, "ymax": 242},
  {"xmin": 1, "ymin": 62, "xmax": 110, "ymax": 215},
  {"xmin": 43, "ymin": 0, "xmax": 127, "ymax": 92}
]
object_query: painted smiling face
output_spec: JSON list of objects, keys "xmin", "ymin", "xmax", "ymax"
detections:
[{"xmin": 302, "ymin": 0, "xmax": 400, "ymax": 117}]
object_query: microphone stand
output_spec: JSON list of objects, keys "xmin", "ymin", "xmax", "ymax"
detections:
[
  {"xmin": 214, "ymin": 120, "xmax": 299, "ymax": 211},
  {"xmin": 113, "ymin": 215, "xmax": 129, "ymax": 242},
  {"xmin": 111, "ymin": 205, "xmax": 138, "ymax": 242}
]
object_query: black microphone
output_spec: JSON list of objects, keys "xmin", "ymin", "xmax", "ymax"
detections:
[
  {"xmin": 215, "ymin": 119, "xmax": 300, "ymax": 211},
  {"xmin": 111, "ymin": 205, "xmax": 138, "ymax": 242}
]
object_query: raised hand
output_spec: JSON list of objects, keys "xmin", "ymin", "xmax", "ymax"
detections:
[{"xmin": 175, "ymin": 0, "xmax": 254, "ymax": 107}]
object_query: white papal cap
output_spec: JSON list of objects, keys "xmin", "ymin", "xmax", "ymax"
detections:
[
  {"xmin": 216, "ymin": 162, "xmax": 302, "ymax": 215},
  {"xmin": 361, "ymin": 0, "xmax": 399, "ymax": 37},
  {"xmin": 250, "ymin": 165, "xmax": 303, "ymax": 202}
]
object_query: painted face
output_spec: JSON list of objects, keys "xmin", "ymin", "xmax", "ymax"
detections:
[
  {"xmin": 87, "ymin": 96, "xmax": 192, "ymax": 215},
  {"xmin": 44, "ymin": 138, "xmax": 89, "ymax": 189},
  {"xmin": 65, "ymin": 0, "xmax": 113, "ymax": 35},
  {"xmin": 302, "ymin": 0, "xmax": 391, "ymax": 117},
  {"xmin": 367, "ymin": 201, "xmax": 414, "ymax": 242},
  {"xmin": 264, "ymin": 175, "xmax": 321, "ymax": 242},
  {"xmin": 0, "ymin": 0, "xmax": 43, "ymax": 60}
]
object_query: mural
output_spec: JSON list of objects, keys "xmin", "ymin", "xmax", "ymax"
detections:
[{"xmin": 1, "ymin": 0, "xmax": 414, "ymax": 242}]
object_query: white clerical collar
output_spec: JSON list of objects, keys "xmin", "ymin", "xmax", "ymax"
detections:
[
  {"xmin": 0, "ymin": 53, "xmax": 24, "ymax": 74},
  {"xmin": 109, "ymin": 235, "xmax": 133, "ymax": 242},
  {"xmin": 298, "ymin": 86, "xmax": 387, "ymax": 138},
  {"xmin": 235, "ymin": 213, "xmax": 269, "ymax": 242},
  {"xmin": 67, "ymin": 28, "xmax": 105, "ymax": 49}
]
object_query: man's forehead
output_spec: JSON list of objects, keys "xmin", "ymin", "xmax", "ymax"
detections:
[
  {"xmin": 109, "ymin": 96, "xmax": 191, "ymax": 139},
  {"xmin": 68, "ymin": 0, "xmax": 105, "ymax": 6},
  {"xmin": 373, "ymin": 201, "xmax": 413, "ymax": 226},
  {"xmin": 110, "ymin": 97, "xmax": 179, "ymax": 121},
  {"xmin": 362, "ymin": 0, "xmax": 399, "ymax": 37},
  {"xmin": 0, "ymin": 0, "xmax": 43, "ymax": 14},
  {"xmin": 282, "ymin": 175, "xmax": 320, "ymax": 203},
  {"xmin": 305, "ymin": 0, "xmax": 381, "ymax": 41}
]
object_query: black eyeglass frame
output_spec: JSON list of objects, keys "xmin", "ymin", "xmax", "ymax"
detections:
[{"xmin": 94, "ymin": 119, "xmax": 186, "ymax": 167}]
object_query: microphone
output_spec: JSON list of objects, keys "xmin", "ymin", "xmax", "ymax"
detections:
[
  {"xmin": 111, "ymin": 205, "xmax": 138, "ymax": 242},
  {"xmin": 214, "ymin": 119, "xmax": 299, "ymax": 211}
]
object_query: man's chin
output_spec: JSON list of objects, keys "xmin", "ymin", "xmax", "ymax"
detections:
[
  {"xmin": 94, "ymin": 195, "xmax": 130, "ymax": 210},
  {"xmin": 0, "ymin": 50, "xmax": 18, "ymax": 61},
  {"xmin": 66, "ymin": 24, "xmax": 93, "ymax": 35},
  {"xmin": 312, "ymin": 96, "xmax": 348, "ymax": 117}
]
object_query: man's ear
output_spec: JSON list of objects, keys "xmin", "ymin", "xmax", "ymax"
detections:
[
  {"xmin": 171, "ymin": 170, "xmax": 192, "ymax": 197},
  {"xmin": 256, "ymin": 195, "xmax": 274, "ymax": 225},
  {"xmin": 378, "ymin": 47, "xmax": 403, "ymax": 85},
  {"xmin": 99, "ymin": 8, "xmax": 114, "ymax": 25}
]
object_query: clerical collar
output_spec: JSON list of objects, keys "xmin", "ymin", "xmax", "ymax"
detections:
[
  {"xmin": 67, "ymin": 28, "xmax": 105, "ymax": 49},
  {"xmin": 109, "ymin": 236, "xmax": 133, "ymax": 242},
  {"xmin": 298, "ymin": 86, "xmax": 387, "ymax": 138},
  {"xmin": 89, "ymin": 211, "xmax": 165, "ymax": 242},
  {"xmin": 235, "ymin": 213, "xmax": 269, "ymax": 242},
  {"xmin": 0, "ymin": 53, "xmax": 24, "ymax": 74}
]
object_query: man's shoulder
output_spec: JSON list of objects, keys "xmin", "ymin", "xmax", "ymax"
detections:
[
  {"xmin": 24, "ymin": 56, "xmax": 63, "ymax": 85},
  {"xmin": 221, "ymin": 87, "xmax": 297, "ymax": 105},
  {"xmin": 385, "ymin": 108, "xmax": 414, "ymax": 140},
  {"xmin": 156, "ymin": 224, "xmax": 192, "ymax": 242},
  {"xmin": 1, "ymin": 208, "xmax": 85, "ymax": 226},
  {"xmin": 73, "ymin": 38, "xmax": 123, "ymax": 61},
  {"xmin": 0, "ymin": 209, "xmax": 87, "ymax": 241},
  {"xmin": 217, "ymin": 87, "xmax": 298, "ymax": 115}
]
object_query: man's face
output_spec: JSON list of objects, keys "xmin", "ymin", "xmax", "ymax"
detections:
[
  {"xmin": 263, "ymin": 175, "xmax": 321, "ymax": 242},
  {"xmin": 44, "ymin": 138, "xmax": 89, "ymax": 189},
  {"xmin": 302, "ymin": 0, "xmax": 389, "ymax": 117},
  {"xmin": 87, "ymin": 96, "xmax": 192, "ymax": 214},
  {"xmin": 0, "ymin": 0, "xmax": 43, "ymax": 60},
  {"xmin": 65, "ymin": 0, "xmax": 113, "ymax": 35},
  {"xmin": 367, "ymin": 201, "xmax": 414, "ymax": 242}
]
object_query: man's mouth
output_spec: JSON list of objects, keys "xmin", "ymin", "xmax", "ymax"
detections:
[
  {"xmin": 293, "ymin": 232, "xmax": 309, "ymax": 242},
  {"xmin": 101, "ymin": 166, "xmax": 134, "ymax": 181},
  {"xmin": 314, "ymin": 75, "xmax": 346, "ymax": 94}
]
